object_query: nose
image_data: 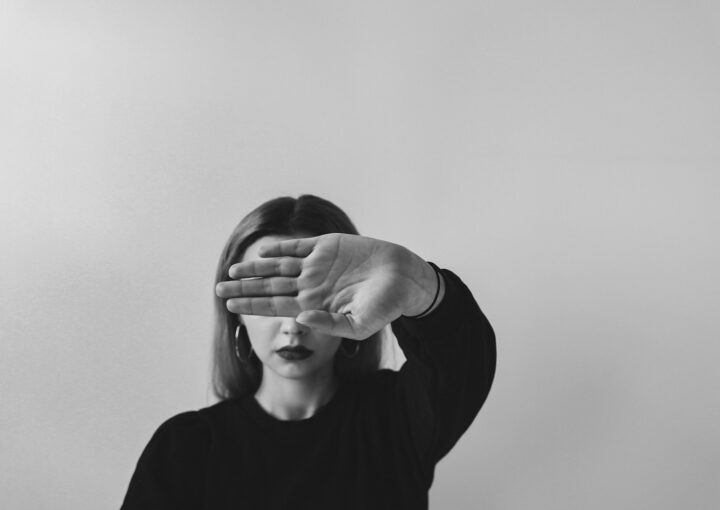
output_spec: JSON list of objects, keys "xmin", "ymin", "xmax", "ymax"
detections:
[{"xmin": 281, "ymin": 317, "xmax": 307, "ymax": 336}]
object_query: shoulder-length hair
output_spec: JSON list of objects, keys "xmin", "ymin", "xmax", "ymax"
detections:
[{"xmin": 211, "ymin": 194, "xmax": 384, "ymax": 401}]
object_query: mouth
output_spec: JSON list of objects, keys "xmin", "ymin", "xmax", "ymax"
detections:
[{"xmin": 276, "ymin": 346, "xmax": 313, "ymax": 361}]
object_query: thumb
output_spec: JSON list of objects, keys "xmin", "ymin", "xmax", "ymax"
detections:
[{"xmin": 296, "ymin": 310, "xmax": 358, "ymax": 338}]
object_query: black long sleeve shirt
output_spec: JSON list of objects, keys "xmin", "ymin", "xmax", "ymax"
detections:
[{"xmin": 120, "ymin": 265, "xmax": 496, "ymax": 509}]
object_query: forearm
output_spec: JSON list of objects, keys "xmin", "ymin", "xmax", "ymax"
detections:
[{"xmin": 391, "ymin": 266, "xmax": 497, "ymax": 464}]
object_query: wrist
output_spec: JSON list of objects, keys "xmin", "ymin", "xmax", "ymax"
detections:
[{"xmin": 402, "ymin": 259, "xmax": 445, "ymax": 318}]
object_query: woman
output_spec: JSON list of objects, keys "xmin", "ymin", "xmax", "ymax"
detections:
[{"xmin": 120, "ymin": 194, "xmax": 496, "ymax": 510}]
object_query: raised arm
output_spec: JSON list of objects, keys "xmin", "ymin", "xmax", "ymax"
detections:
[
  {"xmin": 390, "ymin": 264, "xmax": 496, "ymax": 483},
  {"xmin": 215, "ymin": 232, "xmax": 448, "ymax": 340}
]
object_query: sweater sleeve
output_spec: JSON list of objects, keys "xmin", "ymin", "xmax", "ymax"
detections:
[
  {"xmin": 120, "ymin": 411, "xmax": 211, "ymax": 510},
  {"xmin": 389, "ymin": 263, "xmax": 496, "ymax": 482}
]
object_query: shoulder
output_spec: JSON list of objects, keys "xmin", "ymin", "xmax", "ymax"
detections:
[
  {"xmin": 196, "ymin": 398, "xmax": 240, "ymax": 420},
  {"xmin": 148, "ymin": 399, "xmax": 240, "ymax": 442},
  {"xmin": 124, "ymin": 410, "xmax": 213, "ymax": 505},
  {"xmin": 195, "ymin": 397, "xmax": 257, "ymax": 437},
  {"xmin": 143, "ymin": 399, "xmax": 247, "ymax": 451},
  {"xmin": 147, "ymin": 410, "xmax": 211, "ymax": 449},
  {"xmin": 130, "ymin": 410, "xmax": 213, "ymax": 476}
]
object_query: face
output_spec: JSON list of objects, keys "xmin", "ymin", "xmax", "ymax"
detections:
[{"xmin": 238, "ymin": 235, "xmax": 343, "ymax": 381}]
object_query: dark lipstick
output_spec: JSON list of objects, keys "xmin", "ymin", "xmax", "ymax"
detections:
[{"xmin": 276, "ymin": 346, "xmax": 313, "ymax": 361}]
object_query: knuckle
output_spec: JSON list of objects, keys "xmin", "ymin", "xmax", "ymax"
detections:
[{"xmin": 280, "ymin": 257, "xmax": 294, "ymax": 275}]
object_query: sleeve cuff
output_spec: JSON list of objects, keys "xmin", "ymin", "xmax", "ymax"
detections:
[{"xmin": 393, "ymin": 262, "xmax": 464, "ymax": 341}]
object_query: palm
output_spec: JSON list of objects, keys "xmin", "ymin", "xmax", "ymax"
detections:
[
  {"xmin": 216, "ymin": 233, "xmax": 421, "ymax": 339},
  {"xmin": 300, "ymin": 235, "xmax": 408, "ymax": 335}
]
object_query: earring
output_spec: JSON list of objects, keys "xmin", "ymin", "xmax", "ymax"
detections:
[
  {"xmin": 234, "ymin": 325, "xmax": 254, "ymax": 363},
  {"xmin": 340, "ymin": 339, "xmax": 360, "ymax": 358}
]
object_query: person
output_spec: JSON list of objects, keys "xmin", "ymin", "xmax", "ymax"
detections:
[{"xmin": 120, "ymin": 194, "xmax": 496, "ymax": 510}]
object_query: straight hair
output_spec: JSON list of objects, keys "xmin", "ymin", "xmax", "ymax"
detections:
[{"xmin": 211, "ymin": 195, "xmax": 384, "ymax": 401}]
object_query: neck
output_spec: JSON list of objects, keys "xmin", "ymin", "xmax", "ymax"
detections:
[{"xmin": 254, "ymin": 366, "xmax": 339, "ymax": 421}]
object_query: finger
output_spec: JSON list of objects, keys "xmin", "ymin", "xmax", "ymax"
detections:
[
  {"xmin": 295, "ymin": 310, "xmax": 365, "ymax": 339},
  {"xmin": 216, "ymin": 277, "xmax": 298, "ymax": 298},
  {"xmin": 226, "ymin": 297, "xmax": 301, "ymax": 317},
  {"xmin": 229, "ymin": 257, "xmax": 302, "ymax": 279},
  {"xmin": 257, "ymin": 237, "xmax": 318, "ymax": 258}
]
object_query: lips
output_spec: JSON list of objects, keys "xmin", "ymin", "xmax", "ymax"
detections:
[
  {"xmin": 277, "ymin": 346, "xmax": 313, "ymax": 354},
  {"xmin": 276, "ymin": 346, "xmax": 313, "ymax": 361}
]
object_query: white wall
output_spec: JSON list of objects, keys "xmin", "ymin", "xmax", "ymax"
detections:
[{"xmin": 1, "ymin": 1, "xmax": 718, "ymax": 508}]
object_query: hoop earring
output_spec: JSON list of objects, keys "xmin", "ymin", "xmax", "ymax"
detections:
[
  {"xmin": 340, "ymin": 339, "xmax": 360, "ymax": 358},
  {"xmin": 234, "ymin": 325, "xmax": 254, "ymax": 363}
]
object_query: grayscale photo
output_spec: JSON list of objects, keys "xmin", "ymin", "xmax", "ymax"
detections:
[{"xmin": 1, "ymin": 1, "xmax": 718, "ymax": 509}]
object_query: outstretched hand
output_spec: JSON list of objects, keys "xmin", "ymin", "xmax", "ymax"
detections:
[{"xmin": 215, "ymin": 233, "xmax": 440, "ymax": 340}]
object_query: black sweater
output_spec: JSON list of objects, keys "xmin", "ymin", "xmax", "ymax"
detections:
[{"xmin": 120, "ymin": 266, "xmax": 496, "ymax": 510}]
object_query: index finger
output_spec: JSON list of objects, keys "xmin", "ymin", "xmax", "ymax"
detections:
[
  {"xmin": 229, "ymin": 257, "xmax": 302, "ymax": 279},
  {"xmin": 258, "ymin": 237, "xmax": 318, "ymax": 258}
]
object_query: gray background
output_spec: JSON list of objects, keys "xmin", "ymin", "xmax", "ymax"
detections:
[{"xmin": 1, "ymin": 1, "xmax": 719, "ymax": 508}]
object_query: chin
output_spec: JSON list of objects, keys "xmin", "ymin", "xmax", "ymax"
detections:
[{"xmin": 272, "ymin": 360, "xmax": 331, "ymax": 379}]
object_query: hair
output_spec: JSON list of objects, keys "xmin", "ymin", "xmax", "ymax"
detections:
[{"xmin": 210, "ymin": 194, "xmax": 384, "ymax": 401}]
